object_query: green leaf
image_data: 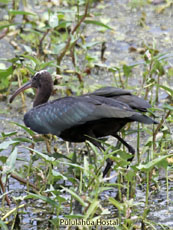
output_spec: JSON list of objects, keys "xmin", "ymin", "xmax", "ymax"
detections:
[
  {"xmin": 158, "ymin": 85, "xmax": 173, "ymax": 97},
  {"xmin": 8, "ymin": 10, "xmax": 36, "ymax": 16},
  {"xmin": 163, "ymin": 104, "xmax": 173, "ymax": 111},
  {"xmin": 0, "ymin": 111, "xmax": 9, "ymax": 115},
  {"xmin": 0, "ymin": 66, "xmax": 13, "ymax": 78},
  {"xmin": 0, "ymin": 220, "xmax": 8, "ymax": 230},
  {"xmin": 26, "ymin": 147, "xmax": 56, "ymax": 162},
  {"xmin": 125, "ymin": 169, "xmax": 136, "ymax": 181},
  {"xmin": 122, "ymin": 64, "xmax": 133, "ymax": 77},
  {"xmin": 3, "ymin": 147, "xmax": 18, "ymax": 174},
  {"xmin": 26, "ymin": 192, "xmax": 59, "ymax": 208},
  {"xmin": 13, "ymin": 137, "xmax": 34, "ymax": 144},
  {"xmin": 52, "ymin": 43, "xmax": 66, "ymax": 55},
  {"xmin": 1, "ymin": 131, "xmax": 17, "ymax": 137},
  {"xmin": 85, "ymin": 140, "xmax": 99, "ymax": 155},
  {"xmin": 118, "ymin": 150, "xmax": 132, "ymax": 161},
  {"xmin": 84, "ymin": 20, "xmax": 113, "ymax": 30},
  {"xmin": 61, "ymin": 161, "xmax": 84, "ymax": 170},
  {"xmin": 84, "ymin": 199, "xmax": 100, "ymax": 219},
  {"xmin": 83, "ymin": 156, "xmax": 89, "ymax": 177},
  {"xmin": 0, "ymin": 190, "xmax": 13, "ymax": 199},
  {"xmin": 58, "ymin": 20, "xmax": 72, "ymax": 29},
  {"xmin": 51, "ymin": 152, "xmax": 71, "ymax": 161},
  {"xmin": 109, "ymin": 197, "xmax": 124, "ymax": 211},
  {"xmin": 0, "ymin": 156, "xmax": 8, "ymax": 164},
  {"xmin": 22, "ymin": 55, "xmax": 41, "ymax": 65},
  {"xmin": 39, "ymin": 61, "xmax": 56, "ymax": 69},
  {"xmin": 168, "ymin": 67, "xmax": 173, "ymax": 77},
  {"xmin": 81, "ymin": 41, "xmax": 102, "ymax": 50},
  {"xmin": 64, "ymin": 214, "xmax": 84, "ymax": 219},
  {"xmin": 0, "ymin": 0, "xmax": 9, "ymax": 3},
  {"xmin": 57, "ymin": 9, "xmax": 75, "ymax": 14},
  {"xmin": 0, "ymin": 23, "xmax": 17, "ymax": 31},
  {"xmin": 52, "ymin": 170, "xmax": 68, "ymax": 180},
  {"xmin": 137, "ymin": 154, "xmax": 173, "ymax": 171},
  {"xmin": 0, "ymin": 140, "xmax": 19, "ymax": 151},
  {"xmin": 10, "ymin": 122, "xmax": 35, "ymax": 136},
  {"xmin": 49, "ymin": 13, "xmax": 59, "ymax": 28},
  {"xmin": 1, "ymin": 56, "xmax": 22, "ymax": 64},
  {"xmin": 61, "ymin": 186, "xmax": 87, "ymax": 207}
]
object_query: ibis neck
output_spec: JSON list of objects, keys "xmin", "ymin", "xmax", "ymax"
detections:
[{"xmin": 33, "ymin": 85, "xmax": 52, "ymax": 107}]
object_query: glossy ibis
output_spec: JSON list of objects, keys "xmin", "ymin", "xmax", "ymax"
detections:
[{"xmin": 9, "ymin": 70, "xmax": 158, "ymax": 176}]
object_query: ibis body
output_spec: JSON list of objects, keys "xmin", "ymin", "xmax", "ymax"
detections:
[{"xmin": 10, "ymin": 70, "xmax": 157, "ymax": 176}]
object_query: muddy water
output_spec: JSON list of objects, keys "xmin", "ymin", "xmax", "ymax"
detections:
[{"xmin": 0, "ymin": 0, "xmax": 173, "ymax": 229}]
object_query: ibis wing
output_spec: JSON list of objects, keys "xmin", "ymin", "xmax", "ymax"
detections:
[
  {"xmin": 114, "ymin": 95, "xmax": 151, "ymax": 111},
  {"xmin": 89, "ymin": 86, "xmax": 131, "ymax": 97},
  {"xmin": 89, "ymin": 87, "xmax": 151, "ymax": 112},
  {"xmin": 24, "ymin": 96, "xmax": 136, "ymax": 136}
]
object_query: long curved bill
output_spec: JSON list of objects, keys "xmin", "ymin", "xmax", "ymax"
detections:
[{"xmin": 9, "ymin": 81, "xmax": 32, "ymax": 103}]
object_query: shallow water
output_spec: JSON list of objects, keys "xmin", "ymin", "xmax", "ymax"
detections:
[{"xmin": 0, "ymin": 0, "xmax": 173, "ymax": 229}]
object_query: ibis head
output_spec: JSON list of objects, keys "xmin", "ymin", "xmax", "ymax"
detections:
[{"xmin": 9, "ymin": 70, "xmax": 53, "ymax": 107}]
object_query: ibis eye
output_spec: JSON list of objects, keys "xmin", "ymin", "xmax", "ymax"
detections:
[{"xmin": 33, "ymin": 73, "xmax": 40, "ymax": 80}]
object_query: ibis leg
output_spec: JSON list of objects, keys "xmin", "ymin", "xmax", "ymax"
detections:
[
  {"xmin": 103, "ymin": 158, "xmax": 114, "ymax": 177},
  {"xmin": 103, "ymin": 134, "xmax": 136, "ymax": 177},
  {"xmin": 112, "ymin": 133, "xmax": 135, "ymax": 160},
  {"xmin": 86, "ymin": 134, "xmax": 113, "ymax": 177}
]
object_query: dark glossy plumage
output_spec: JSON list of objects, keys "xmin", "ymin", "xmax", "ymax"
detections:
[{"xmin": 10, "ymin": 70, "xmax": 158, "ymax": 176}]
